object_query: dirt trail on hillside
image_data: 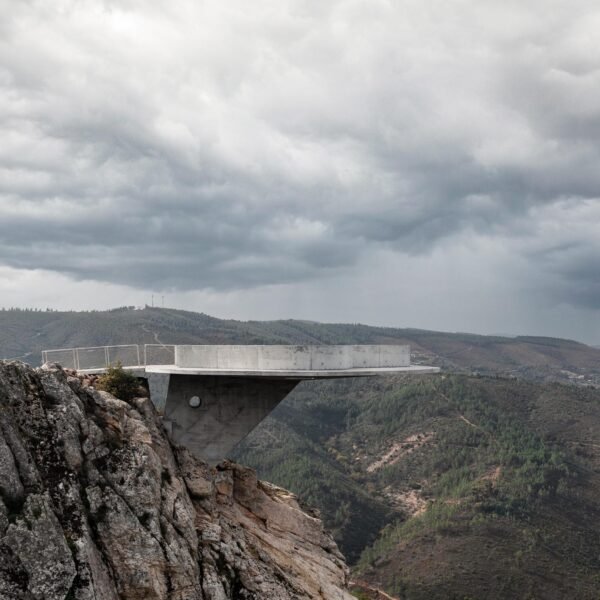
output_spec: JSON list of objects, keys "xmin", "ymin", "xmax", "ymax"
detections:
[{"xmin": 367, "ymin": 432, "xmax": 434, "ymax": 473}]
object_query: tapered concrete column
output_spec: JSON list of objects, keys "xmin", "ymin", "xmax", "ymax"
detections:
[
  {"xmin": 146, "ymin": 372, "xmax": 170, "ymax": 412},
  {"xmin": 164, "ymin": 375, "xmax": 299, "ymax": 464}
]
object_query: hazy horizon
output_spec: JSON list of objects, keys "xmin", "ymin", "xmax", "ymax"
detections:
[{"xmin": 2, "ymin": 303, "xmax": 598, "ymax": 347}]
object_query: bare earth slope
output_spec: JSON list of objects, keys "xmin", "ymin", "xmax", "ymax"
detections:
[{"xmin": 0, "ymin": 360, "xmax": 352, "ymax": 600}]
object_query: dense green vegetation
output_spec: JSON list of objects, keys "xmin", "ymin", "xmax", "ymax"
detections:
[
  {"xmin": 96, "ymin": 363, "xmax": 141, "ymax": 401},
  {"xmin": 235, "ymin": 375, "xmax": 600, "ymax": 599},
  {"xmin": 358, "ymin": 378, "xmax": 571, "ymax": 519}
]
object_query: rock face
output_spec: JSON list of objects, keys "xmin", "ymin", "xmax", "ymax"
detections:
[{"xmin": 0, "ymin": 361, "xmax": 353, "ymax": 600}]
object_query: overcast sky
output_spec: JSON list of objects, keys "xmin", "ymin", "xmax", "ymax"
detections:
[{"xmin": 1, "ymin": 0, "xmax": 599, "ymax": 343}]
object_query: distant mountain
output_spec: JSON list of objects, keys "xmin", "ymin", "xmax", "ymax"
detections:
[{"xmin": 1, "ymin": 306, "xmax": 599, "ymax": 385}]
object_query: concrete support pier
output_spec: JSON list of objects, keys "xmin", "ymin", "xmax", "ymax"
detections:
[{"xmin": 163, "ymin": 375, "xmax": 298, "ymax": 464}]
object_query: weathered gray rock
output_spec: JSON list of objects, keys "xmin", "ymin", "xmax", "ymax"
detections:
[
  {"xmin": 0, "ymin": 501, "xmax": 8, "ymax": 536},
  {"xmin": 0, "ymin": 361, "xmax": 353, "ymax": 600},
  {"xmin": 4, "ymin": 493, "xmax": 76, "ymax": 600},
  {"xmin": 0, "ymin": 434, "xmax": 24, "ymax": 508}
]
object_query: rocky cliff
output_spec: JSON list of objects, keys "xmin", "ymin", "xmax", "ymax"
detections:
[{"xmin": 0, "ymin": 361, "xmax": 353, "ymax": 600}]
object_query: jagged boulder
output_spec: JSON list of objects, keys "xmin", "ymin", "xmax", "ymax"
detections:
[{"xmin": 0, "ymin": 361, "xmax": 353, "ymax": 600}]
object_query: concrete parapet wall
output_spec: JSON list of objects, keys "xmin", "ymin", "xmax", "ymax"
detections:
[
  {"xmin": 258, "ymin": 345, "xmax": 312, "ymax": 370},
  {"xmin": 175, "ymin": 344, "xmax": 410, "ymax": 370},
  {"xmin": 310, "ymin": 346, "xmax": 353, "ymax": 369},
  {"xmin": 377, "ymin": 345, "xmax": 411, "ymax": 367},
  {"xmin": 178, "ymin": 345, "xmax": 219, "ymax": 368},
  {"xmin": 217, "ymin": 345, "xmax": 260, "ymax": 370}
]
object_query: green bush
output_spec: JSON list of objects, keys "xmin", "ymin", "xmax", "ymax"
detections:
[{"xmin": 96, "ymin": 362, "xmax": 140, "ymax": 401}]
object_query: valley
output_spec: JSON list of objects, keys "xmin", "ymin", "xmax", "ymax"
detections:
[{"xmin": 2, "ymin": 307, "xmax": 600, "ymax": 598}]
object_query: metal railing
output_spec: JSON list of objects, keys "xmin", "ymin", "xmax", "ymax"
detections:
[
  {"xmin": 143, "ymin": 343, "xmax": 175, "ymax": 367},
  {"xmin": 41, "ymin": 344, "xmax": 175, "ymax": 370}
]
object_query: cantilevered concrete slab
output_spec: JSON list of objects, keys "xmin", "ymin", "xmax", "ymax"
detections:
[
  {"xmin": 151, "ymin": 344, "xmax": 438, "ymax": 464},
  {"xmin": 147, "ymin": 364, "xmax": 438, "ymax": 378},
  {"xmin": 146, "ymin": 343, "xmax": 437, "ymax": 379},
  {"xmin": 43, "ymin": 343, "xmax": 439, "ymax": 464}
]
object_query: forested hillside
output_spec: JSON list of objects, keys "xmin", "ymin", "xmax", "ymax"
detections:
[{"xmin": 234, "ymin": 375, "xmax": 600, "ymax": 600}]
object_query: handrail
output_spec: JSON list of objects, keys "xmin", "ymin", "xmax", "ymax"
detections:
[
  {"xmin": 42, "ymin": 344, "xmax": 176, "ymax": 369},
  {"xmin": 43, "ymin": 344, "xmax": 141, "ymax": 353}
]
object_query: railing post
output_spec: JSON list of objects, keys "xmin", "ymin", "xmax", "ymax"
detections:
[
  {"xmin": 104, "ymin": 346, "xmax": 110, "ymax": 367},
  {"xmin": 144, "ymin": 345, "xmax": 148, "ymax": 366},
  {"xmin": 136, "ymin": 345, "xmax": 141, "ymax": 366}
]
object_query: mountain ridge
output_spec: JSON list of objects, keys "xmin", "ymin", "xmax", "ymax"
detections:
[{"xmin": 1, "ymin": 307, "xmax": 599, "ymax": 386}]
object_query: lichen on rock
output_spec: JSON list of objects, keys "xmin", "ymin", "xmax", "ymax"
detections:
[{"xmin": 0, "ymin": 361, "xmax": 353, "ymax": 600}]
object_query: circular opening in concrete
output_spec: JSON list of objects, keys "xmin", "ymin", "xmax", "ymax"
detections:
[{"xmin": 189, "ymin": 396, "xmax": 201, "ymax": 408}]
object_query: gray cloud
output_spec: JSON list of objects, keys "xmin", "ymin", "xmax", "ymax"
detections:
[{"xmin": 0, "ymin": 0, "xmax": 599, "ymax": 317}]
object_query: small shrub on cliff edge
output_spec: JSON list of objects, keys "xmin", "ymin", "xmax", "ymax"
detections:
[{"xmin": 96, "ymin": 362, "xmax": 139, "ymax": 401}]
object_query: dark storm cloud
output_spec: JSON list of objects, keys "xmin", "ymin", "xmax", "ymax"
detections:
[{"xmin": 0, "ymin": 0, "xmax": 599, "ymax": 309}]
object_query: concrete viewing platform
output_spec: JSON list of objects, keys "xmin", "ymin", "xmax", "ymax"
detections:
[
  {"xmin": 146, "ymin": 344, "xmax": 439, "ymax": 378},
  {"xmin": 42, "ymin": 343, "xmax": 439, "ymax": 464}
]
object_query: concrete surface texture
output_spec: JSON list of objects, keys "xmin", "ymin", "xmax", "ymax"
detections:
[
  {"xmin": 174, "ymin": 344, "xmax": 410, "ymax": 370},
  {"xmin": 164, "ymin": 375, "xmax": 299, "ymax": 464}
]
